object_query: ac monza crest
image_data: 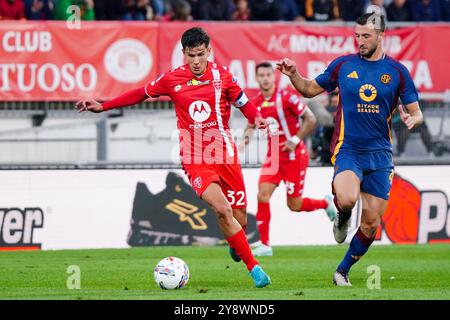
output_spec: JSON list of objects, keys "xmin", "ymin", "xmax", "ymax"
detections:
[
  {"xmin": 193, "ymin": 177, "xmax": 202, "ymax": 189},
  {"xmin": 213, "ymin": 79, "xmax": 222, "ymax": 91}
]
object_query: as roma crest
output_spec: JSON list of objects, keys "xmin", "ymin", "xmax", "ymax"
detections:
[{"xmin": 381, "ymin": 74, "xmax": 391, "ymax": 84}]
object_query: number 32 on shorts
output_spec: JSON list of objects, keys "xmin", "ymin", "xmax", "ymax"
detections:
[{"xmin": 227, "ymin": 190, "xmax": 246, "ymax": 206}]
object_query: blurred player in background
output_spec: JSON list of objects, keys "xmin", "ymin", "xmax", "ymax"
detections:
[
  {"xmin": 277, "ymin": 12, "xmax": 423, "ymax": 286},
  {"xmin": 240, "ymin": 62, "xmax": 336, "ymax": 257},
  {"xmin": 76, "ymin": 27, "xmax": 272, "ymax": 288}
]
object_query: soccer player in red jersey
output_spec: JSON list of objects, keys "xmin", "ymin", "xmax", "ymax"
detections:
[
  {"xmin": 75, "ymin": 27, "xmax": 271, "ymax": 288},
  {"xmin": 240, "ymin": 62, "xmax": 336, "ymax": 256}
]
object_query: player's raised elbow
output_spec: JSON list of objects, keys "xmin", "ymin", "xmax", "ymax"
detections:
[{"xmin": 303, "ymin": 80, "xmax": 325, "ymax": 98}]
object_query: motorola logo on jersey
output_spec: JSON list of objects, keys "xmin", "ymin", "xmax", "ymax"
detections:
[
  {"xmin": 359, "ymin": 84, "xmax": 377, "ymax": 102},
  {"xmin": 189, "ymin": 101, "xmax": 212, "ymax": 122}
]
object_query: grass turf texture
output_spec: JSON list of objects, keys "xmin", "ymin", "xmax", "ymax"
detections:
[{"xmin": 1, "ymin": 244, "xmax": 449, "ymax": 300}]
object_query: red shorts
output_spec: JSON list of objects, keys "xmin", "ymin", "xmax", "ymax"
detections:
[
  {"xmin": 259, "ymin": 149, "xmax": 309, "ymax": 198},
  {"xmin": 182, "ymin": 163, "xmax": 247, "ymax": 209}
]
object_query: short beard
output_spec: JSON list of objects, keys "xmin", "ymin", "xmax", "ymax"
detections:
[
  {"xmin": 360, "ymin": 46, "xmax": 377, "ymax": 59},
  {"xmin": 260, "ymin": 83, "xmax": 274, "ymax": 92}
]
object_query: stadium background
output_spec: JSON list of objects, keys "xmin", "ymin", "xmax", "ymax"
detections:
[{"xmin": 0, "ymin": 0, "xmax": 449, "ymax": 300}]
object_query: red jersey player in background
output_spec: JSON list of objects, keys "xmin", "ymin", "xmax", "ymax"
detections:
[
  {"xmin": 240, "ymin": 62, "xmax": 336, "ymax": 257},
  {"xmin": 75, "ymin": 27, "xmax": 271, "ymax": 288}
]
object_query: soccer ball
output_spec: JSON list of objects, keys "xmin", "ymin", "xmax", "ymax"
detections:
[{"xmin": 153, "ymin": 257, "xmax": 189, "ymax": 290}]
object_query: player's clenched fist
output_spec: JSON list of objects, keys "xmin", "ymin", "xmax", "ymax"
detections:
[
  {"xmin": 255, "ymin": 116, "xmax": 268, "ymax": 130},
  {"xmin": 75, "ymin": 99, "xmax": 104, "ymax": 113},
  {"xmin": 276, "ymin": 58, "xmax": 298, "ymax": 78},
  {"xmin": 399, "ymin": 104, "xmax": 417, "ymax": 130}
]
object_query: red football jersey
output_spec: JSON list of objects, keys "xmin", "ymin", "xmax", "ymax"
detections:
[
  {"xmin": 144, "ymin": 62, "xmax": 247, "ymax": 165},
  {"xmin": 251, "ymin": 87, "xmax": 307, "ymax": 161}
]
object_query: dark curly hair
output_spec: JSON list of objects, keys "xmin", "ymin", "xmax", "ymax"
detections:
[{"xmin": 181, "ymin": 27, "xmax": 210, "ymax": 49}]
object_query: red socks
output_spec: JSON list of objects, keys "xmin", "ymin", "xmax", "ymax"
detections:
[
  {"xmin": 256, "ymin": 202, "xmax": 271, "ymax": 246},
  {"xmin": 226, "ymin": 229, "xmax": 259, "ymax": 271},
  {"xmin": 300, "ymin": 197, "xmax": 328, "ymax": 212}
]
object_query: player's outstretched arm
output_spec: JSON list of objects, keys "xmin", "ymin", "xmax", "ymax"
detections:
[
  {"xmin": 399, "ymin": 102, "xmax": 423, "ymax": 130},
  {"xmin": 75, "ymin": 87, "xmax": 149, "ymax": 113},
  {"xmin": 239, "ymin": 101, "xmax": 267, "ymax": 130},
  {"xmin": 75, "ymin": 99, "xmax": 103, "ymax": 113},
  {"xmin": 276, "ymin": 58, "xmax": 325, "ymax": 98}
]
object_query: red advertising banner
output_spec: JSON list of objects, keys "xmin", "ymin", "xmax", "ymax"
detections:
[
  {"xmin": 0, "ymin": 21, "xmax": 158, "ymax": 101},
  {"xmin": 158, "ymin": 22, "xmax": 450, "ymax": 98},
  {"xmin": 0, "ymin": 21, "xmax": 449, "ymax": 101}
]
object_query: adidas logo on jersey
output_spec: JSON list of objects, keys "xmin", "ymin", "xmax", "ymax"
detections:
[{"xmin": 347, "ymin": 71, "xmax": 359, "ymax": 79}]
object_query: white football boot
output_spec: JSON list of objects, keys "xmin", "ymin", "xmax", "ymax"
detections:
[
  {"xmin": 324, "ymin": 195, "xmax": 337, "ymax": 221},
  {"xmin": 251, "ymin": 244, "xmax": 273, "ymax": 257},
  {"xmin": 333, "ymin": 270, "xmax": 352, "ymax": 286},
  {"xmin": 333, "ymin": 212, "xmax": 351, "ymax": 244}
]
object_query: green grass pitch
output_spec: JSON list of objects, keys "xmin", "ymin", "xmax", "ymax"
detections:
[{"xmin": 1, "ymin": 244, "xmax": 449, "ymax": 300}]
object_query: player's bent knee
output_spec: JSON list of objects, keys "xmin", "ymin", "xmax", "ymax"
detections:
[
  {"xmin": 287, "ymin": 199, "xmax": 301, "ymax": 212},
  {"xmin": 215, "ymin": 204, "xmax": 234, "ymax": 221},
  {"xmin": 335, "ymin": 192, "xmax": 358, "ymax": 212},
  {"xmin": 257, "ymin": 192, "xmax": 271, "ymax": 203},
  {"xmin": 233, "ymin": 209, "xmax": 248, "ymax": 227},
  {"xmin": 361, "ymin": 218, "xmax": 380, "ymax": 228},
  {"xmin": 360, "ymin": 218, "xmax": 380, "ymax": 236}
]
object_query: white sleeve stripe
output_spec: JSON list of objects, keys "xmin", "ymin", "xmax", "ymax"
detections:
[{"xmin": 144, "ymin": 82, "xmax": 151, "ymax": 98}]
